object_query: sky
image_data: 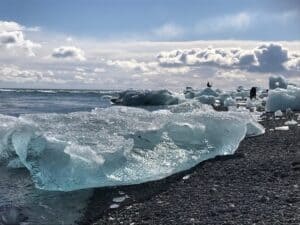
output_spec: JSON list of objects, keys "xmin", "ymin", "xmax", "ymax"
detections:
[{"xmin": 0, "ymin": 0, "xmax": 299, "ymax": 90}]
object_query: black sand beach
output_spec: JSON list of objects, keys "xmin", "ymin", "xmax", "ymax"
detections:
[{"xmin": 79, "ymin": 117, "xmax": 300, "ymax": 225}]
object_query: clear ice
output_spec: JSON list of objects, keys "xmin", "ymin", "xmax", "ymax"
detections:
[{"xmin": 0, "ymin": 102, "xmax": 264, "ymax": 191}]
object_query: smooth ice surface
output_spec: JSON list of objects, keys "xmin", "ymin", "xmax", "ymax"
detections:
[
  {"xmin": 275, "ymin": 126, "xmax": 289, "ymax": 131},
  {"xmin": 0, "ymin": 103, "xmax": 264, "ymax": 191},
  {"xmin": 266, "ymin": 85, "xmax": 300, "ymax": 111},
  {"xmin": 111, "ymin": 90, "xmax": 179, "ymax": 106}
]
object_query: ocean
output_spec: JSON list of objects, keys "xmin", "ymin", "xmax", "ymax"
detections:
[{"xmin": 0, "ymin": 89, "xmax": 116, "ymax": 116}]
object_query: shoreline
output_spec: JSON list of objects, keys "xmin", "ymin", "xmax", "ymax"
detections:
[{"xmin": 79, "ymin": 117, "xmax": 300, "ymax": 225}]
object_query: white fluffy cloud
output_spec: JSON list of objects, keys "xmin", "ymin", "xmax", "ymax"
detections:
[
  {"xmin": 0, "ymin": 21, "xmax": 40, "ymax": 56},
  {"xmin": 0, "ymin": 66, "xmax": 62, "ymax": 83},
  {"xmin": 107, "ymin": 59, "xmax": 190, "ymax": 75},
  {"xmin": 0, "ymin": 21, "xmax": 24, "ymax": 32},
  {"xmin": 156, "ymin": 43, "xmax": 300, "ymax": 73},
  {"xmin": 52, "ymin": 46, "xmax": 86, "ymax": 61}
]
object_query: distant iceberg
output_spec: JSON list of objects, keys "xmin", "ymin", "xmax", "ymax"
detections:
[
  {"xmin": 269, "ymin": 75, "xmax": 288, "ymax": 90},
  {"xmin": 266, "ymin": 76, "xmax": 300, "ymax": 112},
  {"xmin": 0, "ymin": 103, "xmax": 264, "ymax": 191},
  {"xmin": 111, "ymin": 89, "xmax": 179, "ymax": 106}
]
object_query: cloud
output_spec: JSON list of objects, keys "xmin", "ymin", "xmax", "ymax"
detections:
[
  {"xmin": 107, "ymin": 59, "xmax": 190, "ymax": 75},
  {"xmin": 156, "ymin": 43, "xmax": 300, "ymax": 73},
  {"xmin": 107, "ymin": 59, "xmax": 153, "ymax": 73},
  {"xmin": 285, "ymin": 53, "xmax": 300, "ymax": 71},
  {"xmin": 0, "ymin": 66, "xmax": 62, "ymax": 83},
  {"xmin": 215, "ymin": 69, "xmax": 247, "ymax": 81},
  {"xmin": 0, "ymin": 21, "xmax": 24, "ymax": 32},
  {"xmin": 152, "ymin": 23, "xmax": 185, "ymax": 39},
  {"xmin": 0, "ymin": 21, "xmax": 40, "ymax": 56},
  {"xmin": 253, "ymin": 44, "xmax": 288, "ymax": 72},
  {"xmin": 52, "ymin": 46, "xmax": 86, "ymax": 61},
  {"xmin": 195, "ymin": 12, "xmax": 251, "ymax": 35},
  {"xmin": 94, "ymin": 67, "xmax": 106, "ymax": 73}
]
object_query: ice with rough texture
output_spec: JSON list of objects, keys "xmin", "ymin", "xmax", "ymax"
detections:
[
  {"xmin": 196, "ymin": 95, "xmax": 216, "ymax": 105},
  {"xmin": 274, "ymin": 110, "xmax": 283, "ymax": 117},
  {"xmin": 269, "ymin": 75, "xmax": 288, "ymax": 90},
  {"xmin": 198, "ymin": 88, "xmax": 219, "ymax": 97},
  {"xmin": 224, "ymin": 97, "xmax": 236, "ymax": 107},
  {"xmin": 266, "ymin": 85, "xmax": 300, "ymax": 112},
  {"xmin": 111, "ymin": 90, "xmax": 179, "ymax": 106},
  {"xmin": 0, "ymin": 103, "xmax": 264, "ymax": 191}
]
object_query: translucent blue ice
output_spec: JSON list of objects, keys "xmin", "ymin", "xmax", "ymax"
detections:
[
  {"xmin": 0, "ymin": 103, "xmax": 264, "ymax": 191},
  {"xmin": 266, "ymin": 85, "xmax": 300, "ymax": 111}
]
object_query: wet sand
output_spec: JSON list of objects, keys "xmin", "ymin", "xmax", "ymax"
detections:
[{"xmin": 79, "ymin": 117, "xmax": 300, "ymax": 225}]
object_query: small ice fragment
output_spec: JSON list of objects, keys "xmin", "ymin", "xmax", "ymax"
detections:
[
  {"xmin": 113, "ymin": 196, "xmax": 127, "ymax": 203},
  {"xmin": 284, "ymin": 120, "xmax": 298, "ymax": 126},
  {"xmin": 275, "ymin": 126, "xmax": 289, "ymax": 131},
  {"xmin": 110, "ymin": 204, "xmax": 120, "ymax": 209},
  {"xmin": 274, "ymin": 110, "xmax": 283, "ymax": 117},
  {"xmin": 269, "ymin": 129, "xmax": 274, "ymax": 131},
  {"xmin": 183, "ymin": 174, "xmax": 191, "ymax": 180}
]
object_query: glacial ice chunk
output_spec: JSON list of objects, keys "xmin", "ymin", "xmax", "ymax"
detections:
[
  {"xmin": 196, "ymin": 95, "xmax": 216, "ymax": 105},
  {"xmin": 224, "ymin": 97, "xmax": 236, "ymax": 107},
  {"xmin": 0, "ymin": 103, "xmax": 264, "ymax": 191},
  {"xmin": 266, "ymin": 85, "xmax": 300, "ymax": 111},
  {"xmin": 111, "ymin": 90, "xmax": 179, "ymax": 106},
  {"xmin": 275, "ymin": 126, "xmax": 289, "ymax": 131},
  {"xmin": 274, "ymin": 110, "xmax": 283, "ymax": 117},
  {"xmin": 269, "ymin": 75, "xmax": 288, "ymax": 90},
  {"xmin": 284, "ymin": 120, "xmax": 297, "ymax": 126},
  {"xmin": 198, "ymin": 87, "xmax": 219, "ymax": 97}
]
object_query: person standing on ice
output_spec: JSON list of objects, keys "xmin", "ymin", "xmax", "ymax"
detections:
[{"xmin": 250, "ymin": 87, "xmax": 256, "ymax": 100}]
